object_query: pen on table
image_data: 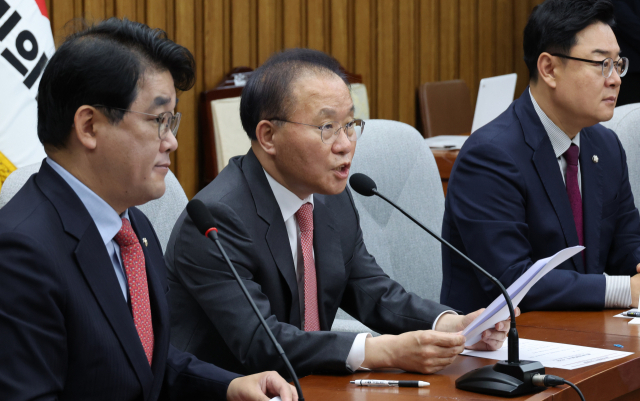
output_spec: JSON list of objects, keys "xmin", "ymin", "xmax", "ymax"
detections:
[
  {"xmin": 622, "ymin": 311, "xmax": 640, "ymax": 317},
  {"xmin": 350, "ymin": 380, "xmax": 430, "ymax": 388}
]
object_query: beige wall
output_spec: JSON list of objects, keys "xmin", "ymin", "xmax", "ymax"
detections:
[{"xmin": 45, "ymin": 0, "xmax": 545, "ymax": 198}]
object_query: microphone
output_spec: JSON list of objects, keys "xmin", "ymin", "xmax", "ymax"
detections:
[
  {"xmin": 186, "ymin": 199, "xmax": 305, "ymax": 401},
  {"xmin": 349, "ymin": 173, "xmax": 545, "ymax": 397}
]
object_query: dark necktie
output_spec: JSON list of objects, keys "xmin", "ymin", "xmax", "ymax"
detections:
[
  {"xmin": 295, "ymin": 203, "xmax": 320, "ymax": 331},
  {"xmin": 564, "ymin": 144, "xmax": 583, "ymax": 246},
  {"xmin": 114, "ymin": 218, "xmax": 155, "ymax": 365}
]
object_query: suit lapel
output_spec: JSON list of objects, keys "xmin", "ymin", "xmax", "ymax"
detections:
[
  {"xmin": 36, "ymin": 163, "xmax": 154, "ymax": 400},
  {"xmin": 517, "ymin": 90, "xmax": 584, "ymax": 272},
  {"xmin": 579, "ymin": 129, "xmax": 603, "ymax": 272},
  {"xmin": 130, "ymin": 211, "xmax": 170, "ymax": 398},
  {"xmin": 242, "ymin": 150, "xmax": 300, "ymax": 327},
  {"xmin": 312, "ymin": 196, "xmax": 345, "ymax": 330}
]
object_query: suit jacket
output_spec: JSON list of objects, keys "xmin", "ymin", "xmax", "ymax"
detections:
[
  {"xmin": 165, "ymin": 149, "xmax": 450, "ymax": 378},
  {"xmin": 0, "ymin": 161, "xmax": 239, "ymax": 401},
  {"xmin": 441, "ymin": 89, "xmax": 640, "ymax": 314}
]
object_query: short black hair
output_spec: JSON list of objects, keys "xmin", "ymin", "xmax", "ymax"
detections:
[
  {"xmin": 523, "ymin": 0, "xmax": 615, "ymax": 82},
  {"xmin": 37, "ymin": 18, "xmax": 195, "ymax": 148},
  {"xmin": 239, "ymin": 48, "xmax": 349, "ymax": 140}
]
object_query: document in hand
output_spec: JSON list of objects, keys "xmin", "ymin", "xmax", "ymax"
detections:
[{"xmin": 462, "ymin": 246, "xmax": 584, "ymax": 346}]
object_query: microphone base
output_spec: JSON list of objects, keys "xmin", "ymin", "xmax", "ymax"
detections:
[{"xmin": 456, "ymin": 360, "xmax": 545, "ymax": 397}]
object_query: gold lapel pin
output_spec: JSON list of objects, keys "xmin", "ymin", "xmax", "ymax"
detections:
[
  {"xmin": 142, "ymin": 238, "xmax": 148, "ymax": 247},
  {"xmin": 592, "ymin": 155, "xmax": 599, "ymax": 163}
]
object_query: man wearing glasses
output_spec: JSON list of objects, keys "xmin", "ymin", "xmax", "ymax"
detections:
[
  {"xmin": 441, "ymin": 0, "xmax": 640, "ymax": 314},
  {"xmin": 165, "ymin": 48, "xmax": 512, "ymax": 378},
  {"xmin": 0, "ymin": 18, "xmax": 298, "ymax": 401}
]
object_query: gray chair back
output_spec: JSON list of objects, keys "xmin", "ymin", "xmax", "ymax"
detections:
[
  {"xmin": 600, "ymin": 103, "xmax": 640, "ymax": 209},
  {"xmin": 331, "ymin": 119, "xmax": 445, "ymax": 333},
  {"xmin": 0, "ymin": 162, "xmax": 187, "ymax": 253}
]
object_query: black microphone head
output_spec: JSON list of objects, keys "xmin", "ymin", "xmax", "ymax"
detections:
[
  {"xmin": 349, "ymin": 173, "xmax": 377, "ymax": 197},
  {"xmin": 186, "ymin": 199, "xmax": 216, "ymax": 235}
]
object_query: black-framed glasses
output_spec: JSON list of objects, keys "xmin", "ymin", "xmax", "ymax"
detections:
[
  {"xmin": 550, "ymin": 53, "xmax": 629, "ymax": 78},
  {"xmin": 92, "ymin": 105, "xmax": 181, "ymax": 139},
  {"xmin": 269, "ymin": 118, "xmax": 365, "ymax": 144}
]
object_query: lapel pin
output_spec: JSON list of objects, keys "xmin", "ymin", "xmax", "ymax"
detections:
[
  {"xmin": 592, "ymin": 155, "xmax": 599, "ymax": 163},
  {"xmin": 142, "ymin": 238, "xmax": 148, "ymax": 247}
]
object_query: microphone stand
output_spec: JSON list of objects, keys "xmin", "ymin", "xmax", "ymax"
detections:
[
  {"xmin": 371, "ymin": 188, "xmax": 545, "ymax": 397},
  {"xmin": 206, "ymin": 228, "xmax": 305, "ymax": 401}
]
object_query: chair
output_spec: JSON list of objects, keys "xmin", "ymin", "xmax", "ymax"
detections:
[
  {"xmin": 418, "ymin": 79, "xmax": 473, "ymax": 138},
  {"xmin": 600, "ymin": 103, "xmax": 640, "ymax": 208},
  {"xmin": 0, "ymin": 162, "xmax": 187, "ymax": 253},
  {"xmin": 200, "ymin": 67, "xmax": 369, "ymax": 188},
  {"xmin": 331, "ymin": 119, "xmax": 446, "ymax": 334}
]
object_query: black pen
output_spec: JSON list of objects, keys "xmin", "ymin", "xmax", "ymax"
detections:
[
  {"xmin": 350, "ymin": 379, "xmax": 430, "ymax": 387},
  {"xmin": 622, "ymin": 311, "xmax": 640, "ymax": 317}
]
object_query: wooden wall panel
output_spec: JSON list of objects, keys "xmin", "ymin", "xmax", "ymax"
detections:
[{"xmin": 45, "ymin": 0, "xmax": 544, "ymax": 198}]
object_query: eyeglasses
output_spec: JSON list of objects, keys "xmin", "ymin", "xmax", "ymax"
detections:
[
  {"xmin": 550, "ymin": 53, "xmax": 629, "ymax": 78},
  {"xmin": 269, "ymin": 118, "xmax": 365, "ymax": 144},
  {"xmin": 92, "ymin": 105, "xmax": 181, "ymax": 140}
]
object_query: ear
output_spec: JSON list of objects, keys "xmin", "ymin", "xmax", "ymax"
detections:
[
  {"xmin": 255, "ymin": 120, "xmax": 278, "ymax": 156},
  {"xmin": 73, "ymin": 106, "xmax": 99, "ymax": 150},
  {"xmin": 537, "ymin": 52, "xmax": 559, "ymax": 89}
]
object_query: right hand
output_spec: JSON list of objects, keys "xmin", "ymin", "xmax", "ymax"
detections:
[
  {"xmin": 227, "ymin": 371, "xmax": 298, "ymax": 401},
  {"xmin": 630, "ymin": 263, "xmax": 640, "ymax": 307},
  {"xmin": 362, "ymin": 330, "xmax": 465, "ymax": 374}
]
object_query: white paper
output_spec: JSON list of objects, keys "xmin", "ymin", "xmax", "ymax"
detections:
[
  {"xmin": 462, "ymin": 338, "xmax": 632, "ymax": 370},
  {"xmin": 462, "ymin": 246, "xmax": 584, "ymax": 346},
  {"xmin": 424, "ymin": 135, "xmax": 468, "ymax": 150},
  {"xmin": 628, "ymin": 318, "xmax": 640, "ymax": 325}
]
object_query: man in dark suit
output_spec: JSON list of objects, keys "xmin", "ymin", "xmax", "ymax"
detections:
[
  {"xmin": 442, "ymin": 0, "xmax": 640, "ymax": 314},
  {"xmin": 0, "ymin": 18, "xmax": 296, "ymax": 401},
  {"xmin": 165, "ymin": 48, "xmax": 513, "ymax": 379}
]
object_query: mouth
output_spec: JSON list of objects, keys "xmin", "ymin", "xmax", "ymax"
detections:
[
  {"xmin": 603, "ymin": 96, "xmax": 616, "ymax": 103},
  {"xmin": 333, "ymin": 162, "xmax": 351, "ymax": 179},
  {"xmin": 154, "ymin": 162, "xmax": 171, "ymax": 171}
]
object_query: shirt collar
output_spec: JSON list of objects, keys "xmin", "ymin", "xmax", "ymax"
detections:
[
  {"xmin": 263, "ymin": 169, "xmax": 314, "ymax": 222},
  {"xmin": 46, "ymin": 158, "xmax": 128, "ymax": 246},
  {"xmin": 529, "ymin": 88, "xmax": 580, "ymax": 158}
]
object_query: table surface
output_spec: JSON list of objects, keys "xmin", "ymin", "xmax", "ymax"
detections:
[{"xmin": 298, "ymin": 310, "xmax": 640, "ymax": 401}]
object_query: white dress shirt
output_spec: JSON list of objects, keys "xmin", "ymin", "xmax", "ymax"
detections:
[
  {"xmin": 529, "ymin": 90, "xmax": 631, "ymax": 308},
  {"xmin": 263, "ymin": 169, "xmax": 454, "ymax": 371}
]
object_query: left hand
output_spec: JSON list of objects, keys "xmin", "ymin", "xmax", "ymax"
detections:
[
  {"xmin": 435, "ymin": 307, "xmax": 520, "ymax": 351},
  {"xmin": 227, "ymin": 371, "xmax": 298, "ymax": 401}
]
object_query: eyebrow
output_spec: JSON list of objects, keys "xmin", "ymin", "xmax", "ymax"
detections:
[
  {"xmin": 318, "ymin": 105, "xmax": 355, "ymax": 117},
  {"xmin": 148, "ymin": 96, "xmax": 178, "ymax": 112},
  {"xmin": 592, "ymin": 49, "xmax": 621, "ymax": 57}
]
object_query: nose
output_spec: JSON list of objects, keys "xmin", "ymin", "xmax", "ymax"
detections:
[
  {"xmin": 161, "ymin": 132, "xmax": 178, "ymax": 153},
  {"xmin": 607, "ymin": 67, "xmax": 622, "ymax": 87},
  {"xmin": 331, "ymin": 126, "xmax": 353, "ymax": 155}
]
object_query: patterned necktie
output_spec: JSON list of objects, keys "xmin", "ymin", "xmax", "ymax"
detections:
[
  {"xmin": 564, "ymin": 144, "xmax": 583, "ymax": 246},
  {"xmin": 295, "ymin": 203, "xmax": 320, "ymax": 332},
  {"xmin": 114, "ymin": 218, "xmax": 154, "ymax": 365}
]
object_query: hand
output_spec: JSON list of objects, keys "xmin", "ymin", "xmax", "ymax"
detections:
[
  {"xmin": 362, "ymin": 330, "xmax": 465, "ymax": 374},
  {"xmin": 630, "ymin": 263, "xmax": 640, "ymax": 307},
  {"xmin": 227, "ymin": 371, "xmax": 298, "ymax": 401},
  {"xmin": 435, "ymin": 308, "xmax": 520, "ymax": 351}
]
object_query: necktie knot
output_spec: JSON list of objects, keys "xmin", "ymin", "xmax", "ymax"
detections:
[
  {"xmin": 564, "ymin": 143, "xmax": 580, "ymax": 166},
  {"xmin": 295, "ymin": 203, "xmax": 314, "ymax": 233},
  {"xmin": 114, "ymin": 218, "xmax": 139, "ymax": 248}
]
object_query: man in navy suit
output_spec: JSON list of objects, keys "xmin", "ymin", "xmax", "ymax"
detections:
[
  {"xmin": 0, "ymin": 18, "xmax": 296, "ymax": 401},
  {"xmin": 442, "ymin": 0, "xmax": 640, "ymax": 313}
]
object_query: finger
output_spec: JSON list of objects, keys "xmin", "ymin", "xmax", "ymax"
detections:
[
  {"xmin": 482, "ymin": 329, "xmax": 507, "ymax": 343},
  {"xmin": 493, "ymin": 321, "xmax": 510, "ymax": 332},
  {"xmin": 418, "ymin": 356, "xmax": 458, "ymax": 374},
  {"xmin": 515, "ymin": 307, "xmax": 521, "ymax": 317},
  {"xmin": 290, "ymin": 384, "xmax": 299, "ymax": 401},
  {"xmin": 426, "ymin": 332, "xmax": 466, "ymax": 347},
  {"xmin": 263, "ymin": 372, "xmax": 292, "ymax": 401}
]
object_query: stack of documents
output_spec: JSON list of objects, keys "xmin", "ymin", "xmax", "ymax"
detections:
[
  {"xmin": 462, "ymin": 339, "xmax": 632, "ymax": 370},
  {"xmin": 462, "ymin": 246, "xmax": 584, "ymax": 346}
]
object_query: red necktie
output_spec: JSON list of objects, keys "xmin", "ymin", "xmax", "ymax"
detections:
[
  {"xmin": 114, "ymin": 218, "xmax": 155, "ymax": 365},
  {"xmin": 564, "ymin": 144, "xmax": 583, "ymax": 246},
  {"xmin": 295, "ymin": 203, "xmax": 320, "ymax": 331}
]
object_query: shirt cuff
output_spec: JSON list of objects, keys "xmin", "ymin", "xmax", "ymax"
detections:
[
  {"xmin": 346, "ymin": 332, "xmax": 372, "ymax": 372},
  {"xmin": 432, "ymin": 310, "xmax": 458, "ymax": 330},
  {"xmin": 604, "ymin": 275, "xmax": 632, "ymax": 308}
]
